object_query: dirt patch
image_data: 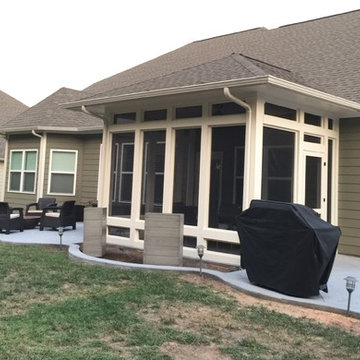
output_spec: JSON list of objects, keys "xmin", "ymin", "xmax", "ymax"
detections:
[
  {"xmin": 101, "ymin": 245, "xmax": 360, "ymax": 335},
  {"xmin": 181, "ymin": 273, "xmax": 360, "ymax": 335}
]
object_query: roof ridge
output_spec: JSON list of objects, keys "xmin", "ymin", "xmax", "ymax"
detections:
[
  {"xmin": 237, "ymin": 53, "xmax": 292, "ymax": 73},
  {"xmin": 231, "ymin": 54, "xmax": 267, "ymax": 77},
  {"xmin": 279, "ymin": 9, "xmax": 360, "ymax": 29},
  {"xmin": 192, "ymin": 27, "xmax": 267, "ymax": 44}
]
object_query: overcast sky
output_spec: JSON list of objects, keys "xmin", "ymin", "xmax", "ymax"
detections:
[{"xmin": 1, "ymin": 0, "xmax": 359, "ymax": 107}]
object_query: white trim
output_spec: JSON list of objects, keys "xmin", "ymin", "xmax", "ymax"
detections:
[
  {"xmin": 8, "ymin": 149, "xmax": 38, "ymax": 194},
  {"xmin": 47, "ymin": 149, "xmax": 78, "ymax": 196},
  {"xmin": 64, "ymin": 75, "xmax": 360, "ymax": 115}
]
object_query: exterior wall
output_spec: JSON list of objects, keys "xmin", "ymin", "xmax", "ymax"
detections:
[
  {"xmin": 338, "ymin": 118, "xmax": 360, "ymax": 256},
  {"xmin": 80, "ymin": 135, "xmax": 102, "ymax": 205},
  {"xmin": 101, "ymin": 93, "xmax": 340, "ymax": 265},
  {"xmin": 4, "ymin": 133, "xmax": 101, "ymax": 209},
  {"xmin": 0, "ymin": 160, "xmax": 4, "ymax": 201},
  {"xmin": 43, "ymin": 133, "xmax": 101, "ymax": 206},
  {"xmin": 4, "ymin": 134, "xmax": 40, "ymax": 207}
]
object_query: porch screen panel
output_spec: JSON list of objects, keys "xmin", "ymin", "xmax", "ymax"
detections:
[
  {"xmin": 208, "ymin": 126, "xmax": 245, "ymax": 230},
  {"xmin": 140, "ymin": 131, "xmax": 166, "ymax": 217},
  {"xmin": 110, "ymin": 133, "xmax": 135, "ymax": 217},
  {"xmin": 262, "ymin": 127, "xmax": 295, "ymax": 202},
  {"xmin": 172, "ymin": 129, "xmax": 201, "ymax": 225}
]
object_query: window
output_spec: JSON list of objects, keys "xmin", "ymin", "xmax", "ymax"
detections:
[
  {"xmin": 209, "ymin": 126, "xmax": 245, "ymax": 230},
  {"xmin": 264, "ymin": 103, "xmax": 297, "ymax": 121},
  {"xmin": 140, "ymin": 131, "xmax": 166, "ymax": 217},
  {"xmin": 175, "ymin": 105, "xmax": 202, "ymax": 119},
  {"xmin": 114, "ymin": 112, "xmax": 136, "ymax": 124},
  {"xmin": 143, "ymin": 109, "xmax": 167, "ymax": 121},
  {"xmin": 48, "ymin": 150, "xmax": 77, "ymax": 195},
  {"xmin": 172, "ymin": 129, "xmax": 201, "ymax": 225},
  {"xmin": 304, "ymin": 112, "xmax": 321, "ymax": 126},
  {"xmin": 110, "ymin": 133, "xmax": 135, "ymax": 217},
  {"xmin": 9, "ymin": 150, "xmax": 37, "ymax": 192},
  {"xmin": 212, "ymin": 102, "xmax": 246, "ymax": 116},
  {"xmin": 304, "ymin": 134, "xmax": 321, "ymax": 144},
  {"xmin": 262, "ymin": 127, "xmax": 295, "ymax": 202}
]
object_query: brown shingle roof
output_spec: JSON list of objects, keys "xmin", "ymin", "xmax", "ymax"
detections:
[
  {"xmin": 0, "ymin": 90, "xmax": 28, "ymax": 158},
  {"xmin": 2, "ymin": 88, "xmax": 102, "ymax": 132},
  {"xmin": 83, "ymin": 10, "xmax": 360, "ymax": 103},
  {"xmin": 81, "ymin": 53, "xmax": 314, "ymax": 101}
]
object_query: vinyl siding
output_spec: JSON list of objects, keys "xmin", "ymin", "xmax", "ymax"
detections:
[
  {"xmin": 80, "ymin": 135, "xmax": 101, "ymax": 205},
  {"xmin": 338, "ymin": 118, "xmax": 360, "ymax": 256},
  {"xmin": 4, "ymin": 135, "xmax": 40, "ymax": 207},
  {"xmin": 0, "ymin": 161, "xmax": 4, "ymax": 201},
  {"xmin": 44, "ymin": 134, "xmax": 101, "ymax": 206}
]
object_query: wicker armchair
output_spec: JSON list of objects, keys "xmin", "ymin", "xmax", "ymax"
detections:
[
  {"xmin": 0, "ymin": 202, "xmax": 24, "ymax": 234},
  {"xmin": 39, "ymin": 200, "xmax": 76, "ymax": 231},
  {"xmin": 25, "ymin": 197, "xmax": 57, "ymax": 216}
]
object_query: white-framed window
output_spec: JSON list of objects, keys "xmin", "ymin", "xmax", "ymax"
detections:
[
  {"xmin": 8, "ymin": 149, "xmax": 38, "ymax": 193},
  {"xmin": 48, "ymin": 149, "xmax": 78, "ymax": 195}
]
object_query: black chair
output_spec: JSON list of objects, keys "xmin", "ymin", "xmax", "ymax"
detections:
[
  {"xmin": 39, "ymin": 200, "xmax": 76, "ymax": 231},
  {"xmin": 0, "ymin": 202, "xmax": 24, "ymax": 234},
  {"xmin": 25, "ymin": 197, "xmax": 57, "ymax": 216}
]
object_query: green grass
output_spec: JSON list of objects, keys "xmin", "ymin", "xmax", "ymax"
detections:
[{"xmin": 0, "ymin": 244, "xmax": 359, "ymax": 359}]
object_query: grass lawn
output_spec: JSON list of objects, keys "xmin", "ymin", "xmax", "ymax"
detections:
[{"xmin": 0, "ymin": 244, "xmax": 359, "ymax": 360}]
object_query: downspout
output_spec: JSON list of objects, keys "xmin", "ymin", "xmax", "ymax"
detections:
[
  {"xmin": 80, "ymin": 106, "xmax": 108, "ymax": 207},
  {"xmin": 223, "ymin": 87, "xmax": 252, "ymax": 209},
  {"xmin": 0, "ymin": 134, "xmax": 8, "ymax": 201},
  {"xmin": 32, "ymin": 130, "xmax": 46, "ymax": 199}
]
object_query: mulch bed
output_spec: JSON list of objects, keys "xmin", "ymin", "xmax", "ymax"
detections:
[{"xmin": 101, "ymin": 244, "xmax": 239, "ymax": 272}]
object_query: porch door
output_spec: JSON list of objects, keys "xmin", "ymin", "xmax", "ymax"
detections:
[{"xmin": 304, "ymin": 152, "xmax": 327, "ymax": 219}]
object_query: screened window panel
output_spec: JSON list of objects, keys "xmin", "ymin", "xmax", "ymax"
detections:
[
  {"xmin": 10, "ymin": 152, "xmax": 23, "ymax": 170},
  {"xmin": 121, "ymin": 144, "xmax": 134, "ymax": 172},
  {"xmin": 50, "ymin": 174, "xmax": 74, "ymax": 194},
  {"xmin": 9, "ymin": 173, "xmax": 21, "ymax": 191},
  {"xmin": 51, "ymin": 151, "xmax": 76, "ymax": 172},
  {"xmin": 23, "ymin": 173, "xmax": 35, "ymax": 192},
  {"xmin": 120, "ymin": 174, "xmax": 133, "ymax": 202},
  {"xmin": 25, "ymin": 151, "xmax": 37, "ymax": 171}
]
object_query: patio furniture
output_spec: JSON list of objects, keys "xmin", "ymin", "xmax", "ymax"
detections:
[
  {"xmin": 39, "ymin": 200, "xmax": 76, "ymax": 231},
  {"xmin": 0, "ymin": 202, "xmax": 24, "ymax": 234},
  {"xmin": 23, "ymin": 215, "xmax": 41, "ymax": 229},
  {"xmin": 25, "ymin": 197, "xmax": 57, "ymax": 216}
]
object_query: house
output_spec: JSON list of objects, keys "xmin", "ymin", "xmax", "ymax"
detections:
[
  {"xmin": 65, "ymin": 10, "xmax": 360, "ymax": 265},
  {"xmin": 0, "ymin": 90, "xmax": 28, "ymax": 200},
  {"xmin": 1, "ymin": 87, "xmax": 103, "ymax": 210}
]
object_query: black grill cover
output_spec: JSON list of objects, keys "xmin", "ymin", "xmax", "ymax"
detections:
[{"xmin": 235, "ymin": 200, "xmax": 340, "ymax": 297}]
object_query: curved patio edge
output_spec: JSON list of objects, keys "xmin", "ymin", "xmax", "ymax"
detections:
[
  {"xmin": 68, "ymin": 243, "xmax": 360, "ymax": 317},
  {"xmin": 1, "ymin": 236, "xmax": 358, "ymax": 317}
]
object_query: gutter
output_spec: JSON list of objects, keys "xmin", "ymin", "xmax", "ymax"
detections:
[
  {"xmin": 62, "ymin": 75, "xmax": 360, "ymax": 115},
  {"xmin": 223, "ymin": 88, "xmax": 252, "ymax": 209}
]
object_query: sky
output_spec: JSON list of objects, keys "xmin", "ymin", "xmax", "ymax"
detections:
[{"xmin": 1, "ymin": 0, "xmax": 359, "ymax": 107}]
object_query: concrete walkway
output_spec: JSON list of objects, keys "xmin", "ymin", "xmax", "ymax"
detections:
[{"xmin": 1, "ymin": 222, "xmax": 359, "ymax": 316}]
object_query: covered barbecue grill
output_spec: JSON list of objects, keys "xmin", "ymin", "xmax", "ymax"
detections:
[{"xmin": 236, "ymin": 200, "xmax": 340, "ymax": 297}]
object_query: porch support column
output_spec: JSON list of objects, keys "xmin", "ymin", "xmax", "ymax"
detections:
[{"xmin": 245, "ymin": 99, "xmax": 264, "ymax": 207}]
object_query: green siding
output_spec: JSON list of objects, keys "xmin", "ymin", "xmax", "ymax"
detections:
[
  {"xmin": 4, "ymin": 135, "xmax": 40, "ymax": 207},
  {"xmin": 339, "ymin": 118, "xmax": 360, "ymax": 257},
  {"xmin": 44, "ymin": 134, "xmax": 101, "ymax": 206}
]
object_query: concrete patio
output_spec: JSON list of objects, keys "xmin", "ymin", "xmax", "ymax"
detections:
[{"xmin": 0, "ymin": 222, "xmax": 359, "ymax": 317}]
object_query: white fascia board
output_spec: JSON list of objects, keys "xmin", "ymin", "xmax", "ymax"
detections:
[
  {"xmin": 63, "ymin": 75, "xmax": 360, "ymax": 115},
  {"xmin": 62, "ymin": 77, "xmax": 270, "ymax": 108},
  {"xmin": 1, "ymin": 126, "xmax": 103, "ymax": 135},
  {"xmin": 267, "ymin": 76, "xmax": 360, "ymax": 113}
]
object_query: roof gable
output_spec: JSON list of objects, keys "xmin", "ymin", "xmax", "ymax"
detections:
[
  {"xmin": 2, "ymin": 87, "xmax": 103, "ymax": 132},
  {"xmin": 83, "ymin": 10, "xmax": 360, "ymax": 103}
]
